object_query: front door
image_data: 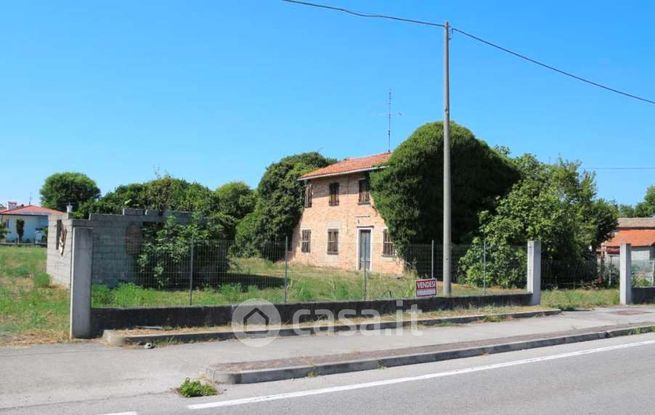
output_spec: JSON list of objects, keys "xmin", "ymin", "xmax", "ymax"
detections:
[{"xmin": 358, "ymin": 229, "xmax": 371, "ymax": 271}]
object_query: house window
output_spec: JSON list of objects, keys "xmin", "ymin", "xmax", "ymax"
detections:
[
  {"xmin": 304, "ymin": 183, "xmax": 312, "ymax": 208},
  {"xmin": 382, "ymin": 229, "xmax": 394, "ymax": 256},
  {"xmin": 329, "ymin": 182, "xmax": 340, "ymax": 206},
  {"xmin": 358, "ymin": 178, "xmax": 370, "ymax": 204},
  {"xmin": 327, "ymin": 229, "xmax": 339, "ymax": 254},
  {"xmin": 301, "ymin": 230, "xmax": 311, "ymax": 253}
]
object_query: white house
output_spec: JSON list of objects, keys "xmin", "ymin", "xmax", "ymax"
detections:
[{"xmin": 0, "ymin": 205, "xmax": 64, "ymax": 243}]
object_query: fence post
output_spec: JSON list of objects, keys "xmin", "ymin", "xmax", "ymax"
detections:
[
  {"xmin": 620, "ymin": 243, "xmax": 632, "ymax": 305},
  {"xmin": 527, "ymin": 240, "xmax": 541, "ymax": 306},
  {"xmin": 431, "ymin": 240, "xmax": 435, "ymax": 279},
  {"xmin": 70, "ymin": 227, "xmax": 93, "ymax": 339},
  {"xmin": 188, "ymin": 239, "xmax": 194, "ymax": 306},
  {"xmin": 483, "ymin": 240, "xmax": 487, "ymax": 294},
  {"xmin": 284, "ymin": 236, "xmax": 289, "ymax": 304}
]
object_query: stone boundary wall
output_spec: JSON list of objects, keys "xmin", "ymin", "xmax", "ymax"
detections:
[
  {"xmin": 46, "ymin": 209, "xmax": 191, "ymax": 288},
  {"xmin": 90, "ymin": 293, "xmax": 532, "ymax": 335}
]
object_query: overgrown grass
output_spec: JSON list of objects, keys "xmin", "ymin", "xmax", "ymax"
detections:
[
  {"xmin": 542, "ymin": 288, "xmax": 619, "ymax": 311},
  {"xmin": 0, "ymin": 246, "xmax": 69, "ymax": 345},
  {"xmin": 91, "ymin": 257, "xmax": 525, "ymax": 307}
]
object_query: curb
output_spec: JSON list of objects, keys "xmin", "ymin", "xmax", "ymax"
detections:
[
  {"xmin": 206, "ymin": 323, "xmax": 655, "ymax": 384},
  {"xmin": 102, "ymin": 309, "xmax": 561, "ymax": 347}
]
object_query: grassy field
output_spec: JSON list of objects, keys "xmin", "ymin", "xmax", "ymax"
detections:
[
  {"xmin": 91, "ymin": 257, "xmax": 525, "ymax": 307},
  {"xmin": 0, "ymin": 246, "xmax": 625, "ymax": 345},
  {"xmin": 0, "ymin": 246, "xmax": 69, "ymax": 345}
]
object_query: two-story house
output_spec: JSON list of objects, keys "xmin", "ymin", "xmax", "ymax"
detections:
[{"xmin": 290, "ymin": 153, "xmax": 404, "ymax": 275}]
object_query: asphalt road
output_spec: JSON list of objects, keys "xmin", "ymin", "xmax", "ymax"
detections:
[{"xmin": 4, "ymin": 333, "xmax": 655, "ymax": 415}]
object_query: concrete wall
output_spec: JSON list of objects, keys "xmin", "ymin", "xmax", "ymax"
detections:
[
  {"xmin": 1, "ymin": 214, "xmax": 48, "ymax": 242},
  {"xmin": 290, "ymin": 173, "xmax": 404, "ymax": 275},
  {"xmin": 91, "ymin": 293, "xmax": 532, "ymax": 335},
  {"xmin": 46, "ymin": 209, "xmax": 191, "ymax": 288}
]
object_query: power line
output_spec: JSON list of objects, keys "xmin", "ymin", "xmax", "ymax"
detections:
[
  {"xmin": 282, "ymin": 0, "xmax": 443, "ymax": 28},
  {"xmin": 282, "ymin": 0, "xmax": 655, "ymax": 106}
]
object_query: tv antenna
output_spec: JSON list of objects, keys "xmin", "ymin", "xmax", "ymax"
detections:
[{"xmin": 386, "ymin": 89, "xmax": 402, "ymax": 152}]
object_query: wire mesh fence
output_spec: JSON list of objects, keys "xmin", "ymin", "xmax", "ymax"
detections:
[
  {"xmin": 89, "ymin": 238, "xmax": 530, "ymax": 308},
  {"xmin": 632, "ymin": 259, "xmax": 655, "ymax": 287}
]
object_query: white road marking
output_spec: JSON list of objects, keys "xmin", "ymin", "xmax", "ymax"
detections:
[
  {"xmin": 98, "ymin": 412, "xmax": 138, "ymax": 415},
  {"xmin": 189, "ymin": 338, "xmax": 655, "ymax": 410}
]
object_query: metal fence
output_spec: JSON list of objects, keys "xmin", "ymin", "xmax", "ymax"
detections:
[
  {"xmin": 89, "ymin": 238, "xmax": 529, "ymax": 308},
  {"xmin": 632, "ymin": 259, "xmax": 655, "ymax": 287}
]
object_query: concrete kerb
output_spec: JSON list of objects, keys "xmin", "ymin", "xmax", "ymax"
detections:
[
  {"xmin": 205, "ymin": 323, "xmax": 655, "ymax": 384},
  {"xmin": 102, "ymin": 309, "xmax": 562, "ymax": 347}
]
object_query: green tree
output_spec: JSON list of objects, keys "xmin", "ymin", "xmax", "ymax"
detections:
[
  {"xmin": 40, "ymin": 172, "xmax": 101, "ymax": 212},
  {"xmin": 234, "ymin": 152, "xmax": 334, "ymax": 256},
  {"xmin": 0, "ymin": 221, "xmax": 6, "ymax": 240},
  {"xmin": 459, "ymin": 156, "xmax": 618, "ymax": 287},
  {"xmin": 16, "ymin": 219, "xmax": 25, "ymax": 243},
  {"xmin": 618, "ymin": 204, "xmax": 637, "ymax": 217},
  {"xmin": 634, "ymin": 186, "xmax": 655, "ymax": 217},
  {"xmin": 370, "ymin": 121, "xmax": 520, "ymax": 254},
  {"xmin": 216, "ymin": 181, "xmax": 256, "ymax": 220},
  {"xmin": 78, "ymin": 176, "xmax": 218, "ymax": 218}
]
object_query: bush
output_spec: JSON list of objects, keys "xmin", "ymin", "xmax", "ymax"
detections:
[
  {"xmin": 178, "ymin": 378, "xmax": 217, "ymax": 398},
  {"xmin": 136, "ymin": 216, "xmax": 229, "ymax": 288}
]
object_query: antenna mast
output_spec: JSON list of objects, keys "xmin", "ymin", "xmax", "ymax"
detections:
[{"xmin": 387, "ymin": 89, "xmax": 392, "ymax": 153}]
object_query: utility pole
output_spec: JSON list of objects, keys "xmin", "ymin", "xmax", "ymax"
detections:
[{"xmin": 442, "ymin": 21, "xmax": 452, "ymax": 296}]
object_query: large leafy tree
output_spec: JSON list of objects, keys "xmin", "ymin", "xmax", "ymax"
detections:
[
  {"xmin": 216, "ymin": 181, "xmax": 256, "ymax": 220},
  {"xmin": 40, "ymin": 172, "xmax": 101, "ymax": 212},
  {"xmin": 235, "ymin": 152, "xmax": 334, "ymax": 256},
  {"xmin": 370, "ymin": 121, "xmax": 520, "ymax": 253},
  {"xmin": 459, "ymin": 155, "xmax": 618, "ymax": 287},
  {"xmin": 79, "ymin": 176, "xmax": 218, "ymax": 218}
]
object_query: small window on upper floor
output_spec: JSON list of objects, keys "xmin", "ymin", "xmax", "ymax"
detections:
[
  {"xmin": 329, "ymin": 182, "xmax": 340, "ymax": 206},
  {"xmin": 358, "ymin": 178, "xmax": 370, "ymax": 205},
  {"xmin": 304, "ymin": 183, "xmax": 313, "ymax": 208}
]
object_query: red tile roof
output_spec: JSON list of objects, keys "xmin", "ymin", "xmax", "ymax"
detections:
[
  {"xmin": 0, "ymin": 205, "xmax": 64, "ymax": 216},
  {"xmin": 300, "ymin": 152, "xmax": 391, "ymax": 180},
  {"xmin": 604, "ymin": 229, "xmax": 655, "ymax": 248}
]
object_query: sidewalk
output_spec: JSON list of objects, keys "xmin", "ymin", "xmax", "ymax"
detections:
[{"xmin": 2, "ymin": 307, "xmax": 655, "ymax": 409}]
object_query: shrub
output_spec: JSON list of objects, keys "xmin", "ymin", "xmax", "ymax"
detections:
[
  {"xmin": 178, "ymin": 378, "xmax": 217, "ymax": 398},
  {"xmin": 33, "ymin": 272, "xmax": 51, "ymax": 289}
]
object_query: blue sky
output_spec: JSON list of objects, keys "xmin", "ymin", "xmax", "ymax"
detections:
[{"xmin": 1, "ymin": 0, "xmax": 653, "ymax": 207}]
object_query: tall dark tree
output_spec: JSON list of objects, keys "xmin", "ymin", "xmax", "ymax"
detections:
[
  {"xmin": 16, "ymin": 219, "xmax": 25, "ymax": 243},
  {"xmin": 235, "ymin": 152, "xmax": 334, "ymax": 256},
  {"xmin": 370, "ymin": 121, "xmax": 520, "ymax": 253},
  {"xmin": 40, "ymin": 172, "xmax": 101, "ymax": 212}
]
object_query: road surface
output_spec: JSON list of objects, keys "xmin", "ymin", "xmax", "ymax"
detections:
[{"xmin": 3, "ymin": 333, "xmax": 655, "ymax": 414}]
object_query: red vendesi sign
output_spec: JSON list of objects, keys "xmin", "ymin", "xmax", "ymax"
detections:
[{"xmin": 416, "ymin": 279, "xmax": 437, "ymax": 297}]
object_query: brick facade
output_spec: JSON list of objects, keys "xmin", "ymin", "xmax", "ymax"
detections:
[{"xmin": 289, "ymin": 172, "xmax": 404, "ymax": 275}]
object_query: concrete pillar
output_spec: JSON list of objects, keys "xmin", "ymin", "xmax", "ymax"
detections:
[
  {"xmin": 620, "ymin": 243, "xmax": 632, "ymax": 305},
  {"xmin": 70, "ymin": 227, "xmax": 93, "ymax": 338},
  {"xmin": 527, "ymin": 240, "xmax": 541, "ymax": 306}
]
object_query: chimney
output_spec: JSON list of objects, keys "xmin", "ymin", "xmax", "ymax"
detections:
[{"xmin": 7, "ymin": 201, "xmax": 17, "ymax": 211}]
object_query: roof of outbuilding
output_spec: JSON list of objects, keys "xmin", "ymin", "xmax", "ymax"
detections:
[
  {"xmin": 617, "ymin": 217, "xmax": 655, "ymax": 229},
  {"xmin": 0, "ymin": 205, "xmax": 64, "ymax": 217},
  {"xmin": 299, "ymin": 152, "xmax": 391, "ymax": 180}
]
